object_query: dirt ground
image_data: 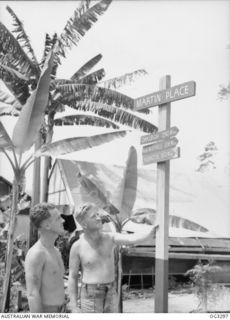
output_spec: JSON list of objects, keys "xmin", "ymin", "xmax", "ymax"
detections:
[{"xmin": 123, "ymin": 287, "xmax": 230, "ymax": 313}]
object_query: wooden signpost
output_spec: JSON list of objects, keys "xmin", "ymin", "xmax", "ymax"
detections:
[
  {"xmin": 134, "ymin": 76, "xmax": 196, "ymax": 313},
  {"xmin": 140, "ymin": 126, "xmax": 179, "ymax": 145}
]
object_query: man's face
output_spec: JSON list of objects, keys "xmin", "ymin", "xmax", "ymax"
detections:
[
  {"xmin": 46, "ymin": 208, "xmax": 65, "ymax": 235},
  {"xmin": 84, "ymin": 206, "xmax": 103, "ymax": 231}
]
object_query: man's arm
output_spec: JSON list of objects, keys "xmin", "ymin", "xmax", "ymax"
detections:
[
  {"xmin": 68, "ymin": 241, "xmax": 81, "ymax": 313},
  {"xmin": 25, "ymin": 249, "xmax": 45, "ymax": 313},
  {"xmin": 112, "ymin": 224, "xmax": 158, "ymax": 246}
]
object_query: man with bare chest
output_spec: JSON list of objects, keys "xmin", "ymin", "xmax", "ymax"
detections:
[
  {"xmin": 25, "ymin": 203, "xmax": 66, "ymax": 313},
  {"xmin": 68, "ymin": 203, "xmax": 158, "ymax": 313}
]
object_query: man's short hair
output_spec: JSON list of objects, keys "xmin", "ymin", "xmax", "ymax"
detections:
[
  {"xmin": 30, "ymin": 202, "xmax": 56, "ymax": 229},
  {"xmin": 75, "ymin": 203, "xmax": 94, "ymax": 225}
]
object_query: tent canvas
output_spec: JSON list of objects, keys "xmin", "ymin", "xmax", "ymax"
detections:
[{"xmin": 48, "ymin": 159, "xmax": 230, "ymax": 239}]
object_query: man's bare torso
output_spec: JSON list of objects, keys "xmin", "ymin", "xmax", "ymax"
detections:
[
  {"xmin": 78, "ymin": 232, "xmax": 115, "ymax": 284},
  {"xmin": 29, "ymin": 241, "xmax": 65, "ymax": 306}
]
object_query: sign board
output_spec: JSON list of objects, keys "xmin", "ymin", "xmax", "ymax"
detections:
[
  {"xmin": 134, "ymin": 81, "xmax": 196, "ymax": 111},
  {"xmin": 142, "ymin": 137, "xmax": 178, "ymax": 154},
  {"xmin": 141, "ymin": 126, "xmax": 179, "ymax": 145},
  {"xmin": 143, "ymin": 147, "xmax": 180, "ymax": 165}
]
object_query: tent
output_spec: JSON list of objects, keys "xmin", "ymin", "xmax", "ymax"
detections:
[
  {"xmin": 48, "ymin": 159, "xmax": 230, "ymax": 238},
  {"xmin": 48, "ymin": 159, "xmax": 230, "ymax": 278}
]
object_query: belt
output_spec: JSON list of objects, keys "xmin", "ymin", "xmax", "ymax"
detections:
[{"xmin": 82, "ymin": 281, "xmax": 114, "ymax": 289}]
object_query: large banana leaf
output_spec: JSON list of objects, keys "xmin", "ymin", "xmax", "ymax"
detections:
[
  {"xmin": 0, "ymin": 63, "xmax": 29, "ymax": 81},
  {"xmin": 0, "ymin": 121, "xmax": 14, "ymax": 151},
  {"xmin": 57, "ymin": 0, "xmax": 112, "ymax": 56},
  {"xmin": 0, "ymin": 90, "xmax": 21, "ymax": 115},
  {"xmin": 71, "ymin": 100, "xmax": 157, "ymax": 133},
  {"xmin": 130, "ymin": 208, "xmax": 209, "ymax": 233},
  {"xmin": 100, "ymin": 69, "xmax": 148, "ymax": 90},
  {"xmin": 51, "ymin": 68, "xmax": 105, "ymax": 89},
  {"xmin": 71, "ymin": 54, "xmax": 103, "ymax": 81},
  {"xmin": 35, "ymin": 130, "xmax": 127, "ymax": 157},
  {"xmin": 40, "ymin": 33, "xmax": 57, "ymax": 68},
  {"xmin": 81, "ymin": 69, "xmax": 105, "ymax": 85},
  {"xmin": 113, "ymin": 146, "xmax": 138, "ymax": 223},
  {"xmin": 0, "ymin": 58, "xmax": 30, "ymax": 105},
  {"xmin": 0, "ymin": 22, "xmax": 37, "ymax": 78},
  {"xmin": 6, "ymin": 6, "xmax": 39, "ymax": 66},
  {"xmin": 74, "ymin": 170, "xmax": 119, "ymax": 215},
  {"xmin": 54, "ymin": 114, "xmax": 119, "ymax": 129},
  {"xmin": 12, "ymin": 51, "xmax": 54, "ymax": 153},
  {"xmin": 56, "ymin": 83, "xmax": 134, "ymax": 109}
]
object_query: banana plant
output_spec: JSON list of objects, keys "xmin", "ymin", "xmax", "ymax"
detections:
[
  {"xmin": 110, "ymin": 145, "xmax": 138, "ymax": 312},
  {"xmin": 0, "ymin": 1, "xmax": 157, "ymax": 205},
  {"xmin": 0, "ymin": 49, "xmax": 127, "ymax": 312}
]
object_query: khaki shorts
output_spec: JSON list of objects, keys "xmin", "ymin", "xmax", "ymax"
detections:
[
  {"xmin": 42, "ymin": 303, "xmax": 66, "ymax": 313},
  {"xmin": 79, "ymin": 282, "xmax": 117, "ymax": 313}
]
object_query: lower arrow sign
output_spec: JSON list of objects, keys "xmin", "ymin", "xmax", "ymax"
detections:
[
  {"xmin": 143, "ymin": 147, "xmax": 180, "ymax": 165},
  {"xmin": 142, "ymin": 137, "xmax": 178, "ymax": 154}
]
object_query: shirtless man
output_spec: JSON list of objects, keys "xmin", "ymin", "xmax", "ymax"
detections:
[
  {"xmin": 25, "ymin": 203, "xmax": 66, "ymax": 313},
  {"xmin": 68, "ymin": 203, "xmax": 158, "ymax": 313}
]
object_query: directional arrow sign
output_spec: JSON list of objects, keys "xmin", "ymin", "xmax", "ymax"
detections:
[
  {"xmin": 142, "ymin": 137, "xmax": 178, "ymax": 154},
  {"xmin": 134, "ymin": 81, "xmax": 196, "ymax": 111},
  {"xmin": 143, "ymin": 147, "xmax": 180, "ymax": 165},
  {"xmin": 141, "ymin": 126, "xmax": 179, "ymax": 145}
]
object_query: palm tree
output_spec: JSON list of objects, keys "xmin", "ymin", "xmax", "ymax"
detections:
[{"xmin": 0, "ymin": 1, "xmax": 157, "ymax": 207}]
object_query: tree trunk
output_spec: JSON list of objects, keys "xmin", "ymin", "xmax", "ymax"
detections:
[
  {"xmin": 117, "ymin": 248, "xmax": 123, "ymax": 313},
  {"xmin": 41, "ymin": 116, "xmax": 54, "ymax": 203},
  {"xmin": 0, "ymin": 179, "xmax": 19, "ymax": 312},
  {"xmin": 28, "ymin": 134, "xmax": 42, "ymax": 248},
  {"xmin": 41, "ymin": 156, "xmax": 51, "ymax": 202}
]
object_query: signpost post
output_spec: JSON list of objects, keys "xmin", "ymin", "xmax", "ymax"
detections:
[{"xmin": 135, "ymin": 76, "xmax": 196, "ymax": 313}]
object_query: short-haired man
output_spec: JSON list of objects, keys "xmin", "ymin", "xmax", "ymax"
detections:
[
  {"xmin": 68, "ymin": 203, "xmax": 158, "ymax": 313},
  {"xmin": 25, "ymin": 203, "xmax": 66, "ymax": 313}
]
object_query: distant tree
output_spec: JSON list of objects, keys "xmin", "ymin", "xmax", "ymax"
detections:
[
  {"xmin": 196, "ymin": 141, "xmax": 218, "ymax": 173},
  {"xmin": 218, "ymin": 44, "xmax": 230, "ymax": 100},
  {"xmin": 218, "ymin": 83, "xmax": 230, "ymax": 100}
]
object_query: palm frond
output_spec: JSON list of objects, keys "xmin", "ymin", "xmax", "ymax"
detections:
[
  {"xmin": 56, "ymin": 83, "xmax": 134, "ymax": 109},
  {"xmin": 54, "ymin": 113, "xmax": 119, "ymax": 129},
  {"xmin": 0, "ymin": 89, "xmax": 21, "ymax": 116},
  {"xmin": 0, "ymin": 22, "xmax": 38, "ymax": 78},
  {"xmin": 68, "ymin": 100, "xmax": 157, "ymax": 133},
  {"xmin": 6, "ymin": 6, "xmax": 39, "ymax": 66},
  {"xmin": 56, "ymin": 0, "xmax": 112, "ymax": 58},
  {"xmin": 35, "ymin": 129, "xmax": 127, "ymax": 157},
  {"xmin": 100, "ymin": 69, "xmax": 148, "ymax": 90},
  {"xmin": 71, "ymin": 54, "xmax": 103, "ymax": 80}
]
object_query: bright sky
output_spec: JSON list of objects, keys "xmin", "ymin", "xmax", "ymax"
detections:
[{"xmin": 0, "ymin": 0, "xmax": 230, "ymax": 186}]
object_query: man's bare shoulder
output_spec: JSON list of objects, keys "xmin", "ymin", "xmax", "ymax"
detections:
[
  {"xmin": 25, "ymin": 242, "xmax": 45, "ymax": 264},
  {"xmin": 102, "ymin": 231, "xmax": 116, "ymax": 244}
]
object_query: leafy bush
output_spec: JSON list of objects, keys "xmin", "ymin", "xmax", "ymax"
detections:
[{"xmin": 185, "ymin": 260, "xmax": 222, "ymax": 312}]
